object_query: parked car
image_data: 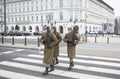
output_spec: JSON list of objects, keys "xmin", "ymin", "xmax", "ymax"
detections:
[
  {"xmin": 33, "ymin": 31, "xmax": 43, "ymax": 35},
  {"xmin": 8, "ymin": 30, "xmax": 22, "ymax": 36},
  {"xmin": 21, "ymin": 31, "xmax": 31, "ymax": 36}
]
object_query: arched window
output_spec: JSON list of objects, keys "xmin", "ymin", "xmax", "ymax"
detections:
[
  {"xmin": 36, "ymin": 26, "xmax": 39, "ymax": 32},
  {"xmin": 29, "ymin": 26, "xmax": 32, "ymax": 32},
  {"xmin": 11, "ymin": 26, "xmax": 14, "ymax": 31},
  {"xmin": 60, "ymin": 12, "xmax": 63, "ymax": 20},
  {"xmin": 15, "ymin": 25, "xmax": 20, "ymax": 30},
  {"xmin": 59, "ymin": 25, "xmax": 63, "ymax": 33},
  {"xmin": 23, "ymin": 26, "xmax": 26, "ymax": 31},
  {"xmin": 73, "ymin": 25, "xmax": 79, "ymax": 33}
]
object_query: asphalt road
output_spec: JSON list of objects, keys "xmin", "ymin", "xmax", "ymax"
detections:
[{"xmin": 0, "ymin": 47, "xmax": 120, "ymax": 79}]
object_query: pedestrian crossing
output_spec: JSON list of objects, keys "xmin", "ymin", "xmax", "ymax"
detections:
[
  {"xmin": 0, "ymin": 51, "xmax": 120, "ymax": 79},
  {"xmin": 0, "ymin": 49, "xmax": 25, "ymax": 56}
]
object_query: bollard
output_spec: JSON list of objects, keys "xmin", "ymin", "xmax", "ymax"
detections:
[
  {"xmin": 12, "ymin": 37, "xmax": 14, "ymax": 45},
  {"xmin": 25, "ymin": 37, "xmax": 27, "ymax": 46},
  {"xmin": 38, "ymin": 37, "xmax": 40, "ymax": 47},
  {"xmin": 2, "ymin": 36, "xmax": 4, "ymax": 44},
  {"xmin": 95, "ymin": 36, "xmax": 97, "ymax": 43},
  {"xmin": 107, "ymin": 37, "xmax": 109, "ymax": 44},
  {"xmin": 86, "ymin": 35, "xmax": 87, "ymax": 42}
]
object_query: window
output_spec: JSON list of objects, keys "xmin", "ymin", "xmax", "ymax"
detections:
[
  {"xmin": 32, "ymin": 16, "xmax": 34, "ymax": 21},
  {"xmin": 29, "ymin": 26, "xmax": 32, "ymax": 32},
  {"xmin": 27, "ymin": 16, "xmax": 29, "ymax": 21},
  {"xmin": 51, "ymin": 4, "xmax": 53, "ymax": 9},
  {"xmin": 41, "ymin": 6, "xmax": 43, "ymax": 10},
  {"xmin": 32, "ymin": 7, "xmax": 33, "ymax": 11},
  {"xmin": 36, "ymin": 16, "xmax": 38, "ymax": 21},
  {"xmin": 23, "ymin": 3, "xmax": 25, "ymax": 6},
  {"xmin": 41, "ymin": 16, "xmax": 43, "ymax": 22},
  {"xmin": 15, "ymin": 17, "xmax": 17, "ymax": 22},
  {"xmin": 89, "ymin": 26, "xmax": 91, "ymax": 32},
  {"xmin": 46, "ymin": 15, "xmax": 48, "ymax": 21},
  {"xmin": 27, "ymin": 7, "xmax": 29, "ymax": 11},
  {"xmin": 8, "ymin": 17, "xmax": 10, "ymax": 22},
  {"xmin": 70, "ymin": 0, "xmax": 73, "ymax": 7},
  {"xmin": 19, "ymin": 3, "xmax": 21, "ymax": 6},
  {"xmin": 11, "ymin": 17, "xmax": 14, "ymax": 22},
  {"xmin": 23, "ymin": 8, "xmax": 25, "ymax": 12},
  {"xmin": 19, "ymin": 17, "xmax": 21, "ymax": 21},
  {"xmin": 46, "ymin": 5, "xmax": 48, "ymax": 10},
  {"xmin": 80, "ymin": 25, "xmax": 82, "ymax": 29},
  {"xmin": 60, "ymin": 0, "xmax": 63, "ymax": 8},
  {"xmin": 75, "ymin": 12, "xmax": 78, "ymax": 20},
  {"xmin": 70, "ymin": 12, "xmax": 73, "ymax": 21},
  {"xmin": 36, "ymin": 6, "xmax": 38, "ymax": 11},
  {"xmin": 19, "ymin": 8, "xmax": 21, "ymax": 12},
  {"xmin": 23, "ymin": 17, "xmax": 25, "ymax": 21},
  {"xmin": 46, "ymin": 0, "xmax": 48, "ymax": 3},
  {"xmin": 60, "ymin": 12, "xmax": 63, "ymax": 20}
]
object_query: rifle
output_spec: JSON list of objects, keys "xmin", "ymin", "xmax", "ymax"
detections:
[
  {"xmin": 67, "ymin": 31, "xmax": 78, "ymax": 45},
  {"xmin": 43, "ymin": 33, "xmax": 51, "ymax": 46}
]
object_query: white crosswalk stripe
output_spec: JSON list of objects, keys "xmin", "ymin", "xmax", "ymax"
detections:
[
  {"xmin": 0, "ymin": 69, "xmax": 45, "ymax": 79},
  {"xmin": 0, "ymin": 49, "xmax": 25, "ymax": 55},
  {"xmin": 28, "ymin": 54, "xmax": 120, "ymax": 67},
  {"xmin": 0, "ymin": 52, "xmax": 120, "ymax": 79}
]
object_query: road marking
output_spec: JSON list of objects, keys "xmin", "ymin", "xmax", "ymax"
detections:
[
  {"xmin": 14, "ymin": 49, "xmax": 25, "ymax": 52},
  {"xmin": 28, "ymin": 54, "xmax": 120, "ymax": 68},
  {"xmin": 0, "ymin": 61, "xmax": 112, "ymax": 79},
  {"xmin": 0, "ymin": 69, "xmax": 45, "ymax": 79},
  {"xmin": 13, "ymin": 57, "xmax": 120, "ymax": 75},
  {"xmin": 0, "ymin": 49, "xmax": 25, "ymax": 55},
  {"xmin": 38, "ymin": 51, "xmax": 120, "ymax": 62},
  {"xmin": 1, "ymin": 51, "xmax": 14, "ymax": 54}
]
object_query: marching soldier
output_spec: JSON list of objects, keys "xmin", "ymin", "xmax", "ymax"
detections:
[
  {"xmin": 40, "ymin": 26, "xmax": 58, "ymax": 75},
  {"xmin": 63, "ymin": 27, "xmax": 79, "ymax": 70},
  {"xmin": 51, "ymin": 27, "xmax": 62, "ymax": 65}
]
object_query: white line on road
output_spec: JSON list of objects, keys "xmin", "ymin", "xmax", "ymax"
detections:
[
  {"xmin": 28, "ymin": 54, "xmax": 120, "ymax": 68},
  {"xmin": 13, "ymin": 57, "xmax": 120, "ymax": 75},
  {"xmin": 14, "ymin": 49, "xmax": 25, "ymax": 52},
  {"xmin": 38, "ymin": 52, "xmax": 120, "ymax": 62},
  {"xmin": 0, "ymin": 61, "xmax": 112, "ymax": 79},
  {"xmin": 0, "ymin": 49, "xmax": 25, "ymax": 55},
  {"xmin": 1, "ymin": 51, "xmax": 14, "ymax": 54},
  {"xmin": 0, "ymin": 69, "xmax": 45, "ymax": 79}
]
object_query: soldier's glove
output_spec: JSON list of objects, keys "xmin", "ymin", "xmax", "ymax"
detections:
[
  {"xmin": 67, "ymin": 39, "xmax": 72, "ymax": 44},
  {"xmin": 42, "ymin": 41, "xmax": 46, "ymax": 45},
  {"xmin": 47, "ymin": 45, "xmax": 52, "ymax": 48}
]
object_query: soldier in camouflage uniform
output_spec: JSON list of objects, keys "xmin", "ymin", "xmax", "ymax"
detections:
[
  {"xmin": 40, "ymin": 26, "xmax": 58, "ymax": 75},
  {"xmin": 63, "ymin": 27, "xmax": 79, "ymax": 70},
  {"xmin": 51, "ymin": 27, "xmax": 62, "ymax": 65}
]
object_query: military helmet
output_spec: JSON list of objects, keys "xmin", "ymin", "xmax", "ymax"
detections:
[{"xmin": 67, "ymin": 27, "xmax": 72, "ymax": 31}]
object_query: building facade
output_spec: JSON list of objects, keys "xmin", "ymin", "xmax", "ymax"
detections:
[
  {"xmin": 0, "ymin": 0, "xmax": 114, "ymax": 34},
  {"xmin": 114, "ymin": 16, "xmax": 120, "ymax": 34}
]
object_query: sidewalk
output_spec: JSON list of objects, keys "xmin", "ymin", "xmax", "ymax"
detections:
[
  {"xmin": 60, "ymin": 43, "xmax": 120, "ymax": 58},
  {"xmin": 0, "ymin": 43, "xmax": 44, "ymax": 50},
  {"xmin": 0, "ymin": 42, "xmax": 120, "ymax": 58}
]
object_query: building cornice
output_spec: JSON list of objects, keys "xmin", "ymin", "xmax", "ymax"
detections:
[{"xmin": 97, "ymin": 0, "xmax": 114, "ymax": 11}]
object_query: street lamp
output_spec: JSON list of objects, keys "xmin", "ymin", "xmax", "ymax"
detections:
[
  {"xmin": 4, "ymin": 0, "xmax": 7, "ymax": 35},
  {"xmin": 85, "ymin": 0, "xmax": 88, "ymax": 42}
]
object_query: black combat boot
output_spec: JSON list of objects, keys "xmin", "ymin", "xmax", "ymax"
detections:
[
  {"xmin": 68, "ymin": 62, "xmax": 74, "ymax": 70},
  {"xmin": 49, "ymin": 65, "xmax": 54, "ymax": 72},
  {"xmin": 42, "ymin": 67, "xmax": 49, "ymax": 75},
  {"xmin": 55, "ymin": 58, "xmax": 59, "ymax": 65}
]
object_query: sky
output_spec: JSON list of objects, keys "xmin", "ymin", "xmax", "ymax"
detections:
[{"xmin": 103, "ymin": 0, "xmax": 120, "ymax": 16}]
